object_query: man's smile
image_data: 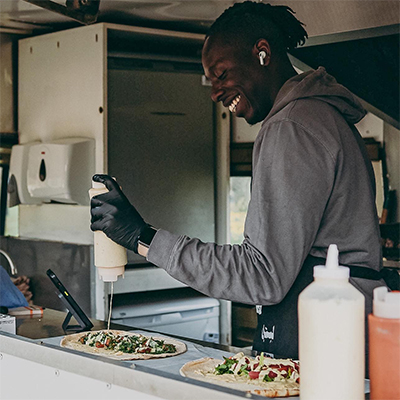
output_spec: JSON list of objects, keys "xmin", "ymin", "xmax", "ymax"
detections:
[{"xmin": 228, "ymin": 94, "xmax": 241, "ymax": 113}]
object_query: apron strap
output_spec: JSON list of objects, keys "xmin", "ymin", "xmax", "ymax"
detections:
[
  {"xmin": 349, "ymin": 265, "xmax": 383, "ymax": 280},
  {"xmin": 349, "ymin": 265, "xmax": 399, "ymax": 290}
]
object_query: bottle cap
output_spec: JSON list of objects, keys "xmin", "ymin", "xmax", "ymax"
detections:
[
  {"xmin": 97, "ymin": 266, "xmax": 125, "ymax": 282},
  {"xmin": 373, "ymin": 286, "xmax": 400, "ymax": 319},
  {"xmin": 92, "ymin": 180, "xmax": 106, "ymax": 189},
  {"xmin": 313, "ymin": 244, "xmax": 350, "ymax": 279},
  {"xmin": 92, "ymin": 177, "xmax": 117, "ymax": 189}
]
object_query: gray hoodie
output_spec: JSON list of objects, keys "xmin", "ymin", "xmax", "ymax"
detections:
[{"xmin": 147, "ymin": 67, "xmax": 383, "ymax": 306}]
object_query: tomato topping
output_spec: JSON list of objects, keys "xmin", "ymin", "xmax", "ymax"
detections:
[
  {"xmin": 268, "ymin": 371, "xmax": 278, "ymax": 379},
  {"xmin": 269, "ymin": 364, "xmax": 279, "ymax": 369},
  {"xmin": 253, "ymin": 363, "xmax": 259, "ymax": 369},
  {"xmin": 296, "ymin": 377, "xmax": 300, "ymax": 383},
  {"xmin": 138, "ymin": 348, "xmax": 152, "ymax": 353},
  {"xmin": 95, "ymin": 342, "xmax": 104, "ymax": 348},
  {"xmin": 245, "ymin": 358, "xmax": 250, "ymax": 364},
  {"xmin": 248, "ymin": 371, "xmax": 260, "ymax": 380}
]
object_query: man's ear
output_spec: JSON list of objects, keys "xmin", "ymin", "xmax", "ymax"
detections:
[{"xmin": 253, "ymin": 39, "xmax": 271, "ymax": 66}]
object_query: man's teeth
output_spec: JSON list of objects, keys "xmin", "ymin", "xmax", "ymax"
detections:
[{"xmin": 228, "ymin": 95, "xmax": 241, "ymax": 113}]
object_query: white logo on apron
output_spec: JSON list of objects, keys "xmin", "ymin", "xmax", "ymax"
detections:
[
  {"xmin": 261, "ymin": 324, "xmax": 275, "ymax": 343},
  {"xmin": 256, "ymin": 305, "xmax": 262, "ymax": 315}
]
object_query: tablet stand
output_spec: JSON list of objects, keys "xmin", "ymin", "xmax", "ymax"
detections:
[
  {"xmin": 46, "ymin": 269, "xmax": 94, "ymax": 333},
  {"xmin": 62, "ymin": 310, "xmax": 93, "ymax": 332}
]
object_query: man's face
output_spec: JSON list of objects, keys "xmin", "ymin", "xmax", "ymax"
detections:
[{"xmin": 202, "ymin": 36, "xmax": 272, "ymax": 125}]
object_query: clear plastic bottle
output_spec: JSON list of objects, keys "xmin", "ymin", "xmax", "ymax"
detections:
[
  {"xmin": 89, "ymin": 179, "xmax": 127, "ymax": 282},
  {"xmin": 298, "ymin": 244, "xmax": 365, "ymax": 400},
  {"xmin": 369, "ymin": 286, "xmax": 400, "ymax": 400}
]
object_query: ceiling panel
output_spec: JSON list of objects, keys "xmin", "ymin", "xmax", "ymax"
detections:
[{"xmin": 0, "ymin": 1, "xmax": 399, "ymax": 35}]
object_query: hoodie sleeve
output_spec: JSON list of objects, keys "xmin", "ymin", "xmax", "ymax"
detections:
[{"xmin": 147, "ymin": 119, "xmax": 337, "ymax": 305}]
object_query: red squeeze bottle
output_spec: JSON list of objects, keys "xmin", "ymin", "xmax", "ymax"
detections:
[{"xmin": 368, "ymin": 287, "xmax": 400, "ymax": 400}]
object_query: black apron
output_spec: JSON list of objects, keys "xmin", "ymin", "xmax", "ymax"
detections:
[{"xmin": 252, "ymin": 255, "xmax": 397, "ymax": 360}]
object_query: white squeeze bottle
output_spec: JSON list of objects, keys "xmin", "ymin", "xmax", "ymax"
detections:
[
  {"xmin": 89, "ymin": 179, "xmax": 127, "ymax": 282},
  {"xmin": 298, "ymin": 244, "xmax": 365, "ymax": 400}
]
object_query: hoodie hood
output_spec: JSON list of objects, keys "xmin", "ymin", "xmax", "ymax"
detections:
[{"xmin": 265, "ymin": 67, "xmax": 366, "ymax": 125}]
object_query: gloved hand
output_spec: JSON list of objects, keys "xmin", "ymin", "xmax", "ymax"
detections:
[{"xmin": 90, "ymin": 174, "xmax": 147, "ymax": 253}]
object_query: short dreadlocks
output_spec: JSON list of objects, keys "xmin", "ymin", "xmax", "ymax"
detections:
[{"xmin": 206, "ymin": 2, "xmax": 308, "ymax": 53}]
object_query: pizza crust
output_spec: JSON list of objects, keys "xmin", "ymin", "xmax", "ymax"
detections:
[
  {"xmin": 180, "ymin": 357, "xmax": 299, "ymax": 398},
  {"xmin": 60, "ymin": 330, "xmax": 187, "ymax": 360}
]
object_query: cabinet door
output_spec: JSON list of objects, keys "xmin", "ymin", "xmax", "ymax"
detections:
[{"xmin": 108, "ymin": 68, "xmax": 215, "ymax": 263}]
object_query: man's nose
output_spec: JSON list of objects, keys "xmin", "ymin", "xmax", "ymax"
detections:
[{"xmin": 211, "ymin": 86, "xmax": 224, "ymax": 103}]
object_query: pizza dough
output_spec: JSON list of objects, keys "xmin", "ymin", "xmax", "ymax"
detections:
[
  {"xmin": 61, "ymin": 330, "xmax": 187, "ymax": 360},
  {"xmin": 180, "ymin": 357, "xmax": 300, "ymax": 398}
]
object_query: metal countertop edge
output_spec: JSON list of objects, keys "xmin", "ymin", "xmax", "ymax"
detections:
[{"xmin": 0, "ymin": 331, "xmax": 271, "ymax": 400}]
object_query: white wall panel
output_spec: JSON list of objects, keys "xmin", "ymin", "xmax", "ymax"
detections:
[
  {"xmin": 15, "ymin": 24, "xmax": 107, "ymax": 244},
  {"xmin": 18, "ymin": 23, "xmax": 107, "ymax": 174}
]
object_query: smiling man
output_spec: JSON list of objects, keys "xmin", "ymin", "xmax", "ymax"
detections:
[
  {"xmin": 201, "ymin": 3, "xmax": 304, "ymax": 125},
  {"xmin": 90, "ymin": 2, "xmax": 387, "ymax": 364}
]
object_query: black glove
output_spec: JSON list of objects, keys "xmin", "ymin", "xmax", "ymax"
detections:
[{"xmin": 90, "ymin": 174, "xmax": 147, "ymax": 253}]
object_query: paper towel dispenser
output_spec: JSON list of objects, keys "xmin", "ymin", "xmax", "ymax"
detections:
[{"xmin": 9, "ymin": 138, "xmax": 94, "ymax": 206}]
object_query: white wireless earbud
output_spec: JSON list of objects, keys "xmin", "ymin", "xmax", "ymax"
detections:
[{"xmin": 258, "ymin": 51, "xmax": 267, "ymax": 66}]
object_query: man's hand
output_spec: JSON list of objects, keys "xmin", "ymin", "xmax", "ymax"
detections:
[{"xmin": 90, "ymin": 174, "xmax": 147, "ymax": 253}]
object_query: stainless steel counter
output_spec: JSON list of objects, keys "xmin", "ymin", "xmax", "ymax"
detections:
[
  {"xmin": 0, "ymin": 309, "xmax": 258, "ymax": 400},
  {"xmin": 0, "ymin": 309, "xmax": 370, "ymax": 400}
]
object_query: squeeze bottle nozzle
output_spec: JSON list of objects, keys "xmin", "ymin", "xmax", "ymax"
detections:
[
  {"xmin": 313, "ymin": 244, "xmax": 350, "ymax": 279},
  {"xmin": 326, "ymin": 244, "xmax": 339, "ymax": 269},
  {"xmin": 373, "ymin": 286, "xmax": 400, "ymax": 319}
]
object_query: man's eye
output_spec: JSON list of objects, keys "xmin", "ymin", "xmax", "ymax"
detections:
[{"xmin": 217, "ymin": 71, "xmax": 227, "ymax": 80}]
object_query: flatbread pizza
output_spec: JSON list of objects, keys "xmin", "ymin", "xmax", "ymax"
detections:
[
  {"xmin": 180, "ymin": 352, "xmax": 299, "ymax": 398},
  {"xmin": 61, "ymin": 329, "xmax": 187, "ymax": 360}
]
